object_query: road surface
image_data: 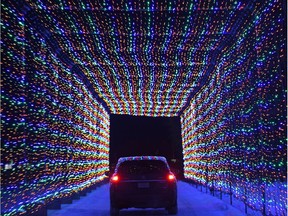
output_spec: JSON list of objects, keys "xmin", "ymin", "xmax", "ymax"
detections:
[{"xmin": 48, "ymin": 181, "xmax": 245, "ymax": 216}]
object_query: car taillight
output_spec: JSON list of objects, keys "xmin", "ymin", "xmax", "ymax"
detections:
[
  {"xmin": 111, "ymin": 174, "xmax": 119, "ymax": 182},
  {"xmin": 167, "ymin": 173, "xmax": 176, "ymax": 181}
]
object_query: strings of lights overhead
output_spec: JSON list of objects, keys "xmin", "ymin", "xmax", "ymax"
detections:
[
  {"xmin": 17, "ymin": 0, "xmax": 254, "ymax": 117},
  {"xmin": 1, "ymin": 0, "xmax": 286, "ymax": 215}
]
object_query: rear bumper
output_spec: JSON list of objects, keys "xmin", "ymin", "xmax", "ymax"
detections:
[{"xmin": 110, "ymin": 183, "xmax": 177, "ymax": 209}]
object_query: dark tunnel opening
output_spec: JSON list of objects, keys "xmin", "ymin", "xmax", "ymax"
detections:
[{"xmin": 110, "ymin": 115, "xmax": 184, "ymax": 179}]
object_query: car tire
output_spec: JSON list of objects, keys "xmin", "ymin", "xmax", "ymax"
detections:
[
  {"xmin": 110, "ymin": 205, "xmax": 119, "ymax": 216},
  {"xmin": 167, "ymin": 203, "xmax": 178, "ymax": 215}
]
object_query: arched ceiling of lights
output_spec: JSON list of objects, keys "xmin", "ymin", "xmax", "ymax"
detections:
[{"xmin": 22, "ymin": 0, "xmax": 255, "ymax": 116}]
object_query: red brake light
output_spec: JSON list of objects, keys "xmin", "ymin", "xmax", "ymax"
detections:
[
  {"xmin": 111, "ymin": 175, "xmax": 119, "ymax": 182},
  {"xmin": 167, "ymin": 174, "xmax": 175, "ymax": 181}
]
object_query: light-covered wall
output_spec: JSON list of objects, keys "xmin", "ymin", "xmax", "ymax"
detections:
[
  {"xmin": 2, "ymin": 6, "xmax": 110, "ymax": 215},
  {"xmin": 181, "ymin": 0, "xmax": 286, "ymax": 215}
]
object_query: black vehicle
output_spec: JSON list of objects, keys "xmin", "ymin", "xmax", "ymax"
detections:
[{"xmin": 109, "ymin": 156, "xmax": 178, "ymax": 216}]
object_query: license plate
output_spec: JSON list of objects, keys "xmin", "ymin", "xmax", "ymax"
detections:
[{"xmin": 137, "ymin": 182, "xmax": 150, "ymax": 188}]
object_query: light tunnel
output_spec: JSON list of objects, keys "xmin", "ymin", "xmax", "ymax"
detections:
[{"xmin": 1, "ymin": 0, "xmax": 286, "ymax": 215}]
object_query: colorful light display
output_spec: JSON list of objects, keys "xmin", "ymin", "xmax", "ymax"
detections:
[
  {"xmin": 181, "ymin": 0, "xmax": 286, "ymax": 215},
  {"xmin": 1, "ymin": 0, "xmax": 286, "ymax": 215},
  {"xmin": 2, "ymin": 3, "xmax": 109, "ymax": 215},
  {"xmin": 6, "ymin": 0, "xmax": 260, "ymax": 117}
]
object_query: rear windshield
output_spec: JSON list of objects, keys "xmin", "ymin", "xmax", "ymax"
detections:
[{"xmin": 117, "ymin": 160, "xmax": 169, "ymax": 177}]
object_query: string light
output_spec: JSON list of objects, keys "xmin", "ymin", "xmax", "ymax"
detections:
[
  {"xmin": 2, "ymin": 0, "xmax": 286, "ymax": 215},
  {"xmin": 181, "ymin": 0, "xmax": 286, "ymax": 215},
  {"xmin": 2, "ymin": 4, "xmax": 109, "ymax": 215}
]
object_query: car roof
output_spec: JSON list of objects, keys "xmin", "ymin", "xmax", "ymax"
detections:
[{"xmin": 117, "ymin": 156, "xmax": 168, "ymax": 164}]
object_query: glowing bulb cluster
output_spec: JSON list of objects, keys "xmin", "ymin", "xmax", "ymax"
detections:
[
  {"xmin": 8, "ymin": 0, "xmax": 259, "ymax": 117},
  {"xmin": 181, "ymin": 0, "xmax": 286, "ymax": 215},
  {"xmin": 2, "ymin": 5, "xmax": 109, "ymax": 215},
  {"xmin": 1, "ymin": 0, "xmax": 286, "ymax": 215}
]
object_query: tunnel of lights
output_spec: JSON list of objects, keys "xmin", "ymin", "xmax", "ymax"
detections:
[{"xmin": 1, "ymin": 0, "xmax": 286, "ymax": 215}]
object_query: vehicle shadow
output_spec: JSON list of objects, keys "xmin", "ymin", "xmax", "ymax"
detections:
[{"xmin": 120, "ymin": 208, "xmax": 171, "ymax": 215}]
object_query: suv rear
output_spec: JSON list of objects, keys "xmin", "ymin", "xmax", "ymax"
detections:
[
  {"xmin": 109, "ymin": 156, "xmax": 177, "ymax": 216},
  {"xmin": 110, "ymin": 156, "xmax": 177, "ymax": 216}
]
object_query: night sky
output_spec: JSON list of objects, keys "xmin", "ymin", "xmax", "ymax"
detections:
[{"xmin": 109, "ymin": 114, "xmax": 184, "ymax": 178}]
